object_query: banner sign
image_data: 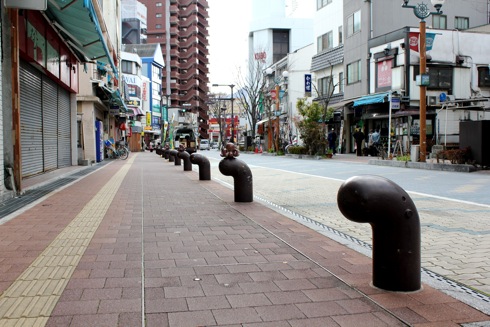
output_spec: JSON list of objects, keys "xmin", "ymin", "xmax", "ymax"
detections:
[
  {"xmin": 377, "ymin": 59, "xmax": 392, "ymax": 88},
  {"xmin": 304, "ymin": 74, "xmax": 312, "ymax": 93},
  {"xmin": 408, "ymin": 32, "xmax": 437, "ymax": 53}
]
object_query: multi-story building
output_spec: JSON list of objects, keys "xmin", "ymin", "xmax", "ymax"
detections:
[
  {"xmin": 248, "ymin": 0, "xmax": 314, "ymax": 70},
  {"xmin": 313, "ymin": 0, "xmax": 490, "ymax": 153},
  {"xmin": 139, "ymin": 0, "xmax": 210, "ymax": 140},
  {"xmin": 123, "ymin": 44, "xmax": 165, "ymax": 147},
  {"xmin": 1, "ymin": 0, "xmax": 125, "ymax": 197}
]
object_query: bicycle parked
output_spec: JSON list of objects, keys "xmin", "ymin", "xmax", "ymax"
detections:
[
  {"xmin": 373, "ymin": 142, "xmax": 387, "ymax": 160},
  {"xmin": 104, "ymin": 140, "xmax": 129, "ymax": 160}
]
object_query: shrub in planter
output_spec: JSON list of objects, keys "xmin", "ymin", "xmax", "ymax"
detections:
[{"xmin": 288, "ymin": 146, "xmax": 307, "ymax": 155}]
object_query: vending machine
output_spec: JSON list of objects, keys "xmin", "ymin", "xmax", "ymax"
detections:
[{"xmin": 95, "ymin": 120, "xmax": 104, "ymax": 162}]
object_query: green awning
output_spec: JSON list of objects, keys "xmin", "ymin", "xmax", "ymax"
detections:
[{"xmin": 44, "ymin": 0, "xmax": 118, "ymax": 80}]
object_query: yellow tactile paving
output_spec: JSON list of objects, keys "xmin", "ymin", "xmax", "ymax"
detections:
[{"xmin": 0, "ymin": 156, "xmax": 136, "ymax": 326}]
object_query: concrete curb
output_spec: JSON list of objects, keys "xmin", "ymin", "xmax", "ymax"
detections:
[{"xmin": 368, "ymin": 158, "xmax": 477, "ymax": 172}]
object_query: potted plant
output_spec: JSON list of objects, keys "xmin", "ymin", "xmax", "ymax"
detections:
[{"xmin": 326, "ymin": 148, "xmax": 334, "ymax": 158}]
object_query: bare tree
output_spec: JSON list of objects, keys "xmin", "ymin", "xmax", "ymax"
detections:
[
  {"xmin": 297, "ymin": 64, "xmax": 342, "ymax": 155},
  {"xmin": 206, "ymin": 92, "xmax": 228, "ymax": 147},
  {"xmin": 314, "ymin": 65, "xmax": 342, "ymax": 155},
  {"xmin": 234, "ymin": 59, "xmax": 268, "ymax": 150}
]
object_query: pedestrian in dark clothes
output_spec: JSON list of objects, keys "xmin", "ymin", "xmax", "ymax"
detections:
[{"xmin": 353, "ymin": 129, "xmax": 365, "ymax": 156}]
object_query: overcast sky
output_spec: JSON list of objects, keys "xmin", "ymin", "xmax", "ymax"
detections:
[{"xmin": 207, "ymin": 0, "xmax": 252, "ymax": 88}]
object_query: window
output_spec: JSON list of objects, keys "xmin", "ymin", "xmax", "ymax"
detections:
[
  {"xmin": 273, "ymin": 30, "xmax": 289, "ymax": 63},
  {"xmin": 152, "ymin": 65, "xmax": 162, "ymax": 81},
  {"xmin": 317, "ymin": 0, "xmax": 332, "ymax": 10},
  {"xmin": 428, "ymin": 67, "xmax": 453, "ymax": 89},
  {"xmin": 156, "ymin": 2, "xmax": 162, "ymax": 6},
  {"xmin": 156, "ymin": 13, "xmax": 162, "ymax": 18},
  {"xmin": 478, "ymin": 67, "xmax": 490, "ymax": 87},
  {"xmin": 347, "ymin": 60, "xmax": 361, "ymax": 84},
  {"xmin": 432, "ymin": 15, "xmax": 447, "ymax": 29},
  {"xmin": 455, "ymin": 17, "xmax": 469, "ymax": 30},
  {"xmin": 121, "ymin": 60, "xmax": 132, "ymax": 74},
  {"xmin": 317, "ymin": 31, "xmax": 333, "ymax": 52},
  {"xmin": 338, "ymin": 26, "xmax": 343, "ymax": 45},
  {"xmin": 155, "ymin": 24, "xmax": 162, "ymax": 29},
  {"xmin": 347, "ymin": 10, "xmax": 361, "ymax": 37},
  {"xmin": 318, "ymin": 76, "xmax": 334, "ymax": 97},
  {"xmin": 339, "ymin": 72, "xmax": 344, "ymax": 93}
]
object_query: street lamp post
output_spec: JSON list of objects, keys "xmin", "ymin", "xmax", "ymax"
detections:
[
  {"xmin": 220, "ymin": 104, "xmax": 227, "ymax": 148},
  {"xmin": 162, "ymin": 94, "xmax": 170, "ymax": 144},
  {"xmin": 212, "ymin": 84, "xmax": 235, "ymax": 143},
  {"xmin": 402, "ymin": 0, "xmax": 445, "ymax": 162}
]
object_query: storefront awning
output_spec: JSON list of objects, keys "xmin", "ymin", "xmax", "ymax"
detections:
[
  {"xmin": 44, "ymin": 0, "xmax": 118, "ymax": 79},
  {"xmin": 128, "ymin": 107, "xmax": 144, "ymax": 116},
  {"xmin": 100, "ymin": 86, "xmax": 128, "ymax": 112},
  {"xmin": 353, "ymin": 92, "xmax": 389, "ymax": 107}
]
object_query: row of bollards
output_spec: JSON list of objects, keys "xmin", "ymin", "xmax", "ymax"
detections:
[
  {"xmin": 157, "ymin": 144, "xmax": 421, "ymax": 293},
  {"xmin": 158, "ymin": 143, "xmax": 252, "ymax": 202}
]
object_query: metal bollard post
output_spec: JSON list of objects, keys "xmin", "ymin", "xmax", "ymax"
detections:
[
  {"xmin": 337, "ymin": 175, "xmax": 420, "ymax": 292},
  {"xmin": 163, "ymin": 145, "xmax": 170, "ymax": 160},
  {"xmin": 169, "ymin": 149, "xmax": 178, "ymax": 163},
  {"xmin": 178, "ymin": 150, "xmax": 192, "ymax": 171},
  {"xmin": 218, "ymin": 143, "xmax": 253, "ymax": 202},
  {"xmin": 190, "ymin": 153, "xmax": 211, "ymax": 180}
]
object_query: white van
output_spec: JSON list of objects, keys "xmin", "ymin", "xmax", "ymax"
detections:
[{"xmin": 199, "ymin": 139, "xmax": 210, "ymax": 150}]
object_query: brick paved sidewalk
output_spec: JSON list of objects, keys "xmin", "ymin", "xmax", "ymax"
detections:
[{"xmin": 0, "ymin": 152, "xmax": 489, "ymax": 326}]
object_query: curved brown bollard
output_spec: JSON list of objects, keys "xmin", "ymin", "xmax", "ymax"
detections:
[
  {"xmin": 218, "ymin": 143, "xmax": 253, "ymax": 202},
  {"xmin": 178, "ymin": 150, "xmax": 192, "ymax": 171},
  {"xmin": 337, "ymin": 175, "xmax": 420, "ymax": 292},
  {"xmin": 190, "ymin": 153, "xmax": 211, "ymax": 180},
  {"xmin": 169, "ymin": 150, "xmax": 179, "ymax": 164}
]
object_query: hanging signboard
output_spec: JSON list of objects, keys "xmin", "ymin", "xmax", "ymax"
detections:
[{"xmin": 391, "ymin": 96, "xmax": 401, "ymax": 110}]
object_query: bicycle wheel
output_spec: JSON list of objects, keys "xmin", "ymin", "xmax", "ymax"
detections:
[{"xmin": 119, "ymin": 147, "xmax": 129, "ymax": 160}]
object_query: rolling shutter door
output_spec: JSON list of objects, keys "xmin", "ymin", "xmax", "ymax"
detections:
[
  {"xmin": 57, "ymin": 88, "xmax": 71, "ymax": 167},
  {"xmin": 20, "ymin": 62, "xmax": 43, "ymax": 178},
  {"xmin": 43, "ymin": 78, "xmax": 58, "ymax": 171}
]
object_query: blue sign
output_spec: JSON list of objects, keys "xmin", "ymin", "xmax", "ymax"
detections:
[
  {"xmin": 391, "ymin": 97, "xmax": 400, "ymax": 110},
  {"xmin": 304, "ymin": 74, "xmax": 312, "ymax": 93},
  {"xmin": 439, "ymin": 92, "xmax": 447, "ymax": 102}
]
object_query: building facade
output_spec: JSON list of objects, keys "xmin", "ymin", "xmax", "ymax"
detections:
[
  {"xmin": 315, "ymin": 0, "xmax": 490, "ymax": 154},
  {"xmin": 139, "ymin": 0, "xmax": 210, "ymax": 140},
  {"xmin": 248, "ymin": 0, "xmax": 314, "ymax": 70}
]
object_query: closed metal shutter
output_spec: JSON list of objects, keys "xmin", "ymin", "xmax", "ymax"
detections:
[
  {"xmin": 20, "ymin": 62, "xmax": 43, "ymax": 178},
  {"xmin": 43, "ymin": 78, "xmax": 58, "ymax": 171},
  {"xmin": 57, "ymin": 88, "xmax": 71, "ymax": 167}
]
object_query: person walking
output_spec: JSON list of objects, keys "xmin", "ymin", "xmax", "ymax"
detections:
[
  {"xmin": 327, "ymin": 128, "xmax": 337, "ymax": 154},
  {"xmin": 353, "ymin": 128, "xmax": 365, "ymax": 156}
]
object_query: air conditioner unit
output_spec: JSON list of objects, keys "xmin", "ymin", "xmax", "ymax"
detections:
[{"xmin": 427, "ymin": 96, "xmax": 438, "ymax": 106}]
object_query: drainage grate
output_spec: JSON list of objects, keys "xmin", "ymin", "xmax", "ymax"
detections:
[{"xmin": 255, "ymin": 195, "xmax": 490, "ymax": 308}]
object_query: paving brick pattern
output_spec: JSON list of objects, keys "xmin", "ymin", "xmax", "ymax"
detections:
[
  {"xmin": 208, "ymin": 156, "xmax": 490, "ymax": 295},
  {"xmin": 0, "ymin": 153, "xmax": 488, "ymax": 326}
]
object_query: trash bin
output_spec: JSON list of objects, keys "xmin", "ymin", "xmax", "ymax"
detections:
[{"xmin": 411, "ymin": 145, "xmax": 420, "ymax": 162}]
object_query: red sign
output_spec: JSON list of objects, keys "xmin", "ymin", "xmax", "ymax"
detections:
[
  {"xmin": 270, "ymin": 89, "xmax": 277, "ymax": 100},
  {"xmin": 254, "ymin": 52, "xmax": 267, "ymax": 61},
  {"xmin": 409, "ymin": 32, "xmax": 419, "ymax": 53},
  {"xmin": 377, "ymin": 59, "xmax": 392, "ymax": 88}
]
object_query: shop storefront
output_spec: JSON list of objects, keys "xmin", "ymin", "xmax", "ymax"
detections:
[{"xmin": 18, "ymin": 11, "xmax": 78, "ymax": 178}]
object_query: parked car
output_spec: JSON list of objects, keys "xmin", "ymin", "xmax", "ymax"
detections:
[{"xmin": 199, "ymin": 139, "xmax": 210, "ymax": 150}]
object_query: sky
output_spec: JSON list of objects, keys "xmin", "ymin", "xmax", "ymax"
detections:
[{"xmin": 207, "ymin": 0, "xmax": 252, "ymax": 88}]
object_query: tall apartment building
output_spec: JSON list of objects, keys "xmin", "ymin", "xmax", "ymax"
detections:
[
  {"xmin": 249, "ymin": 0, "xmax": 314, "ymax": 69},
  {"xmin": 139, "ymin": 0, "xmax": 210, "ymax": 139}
]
